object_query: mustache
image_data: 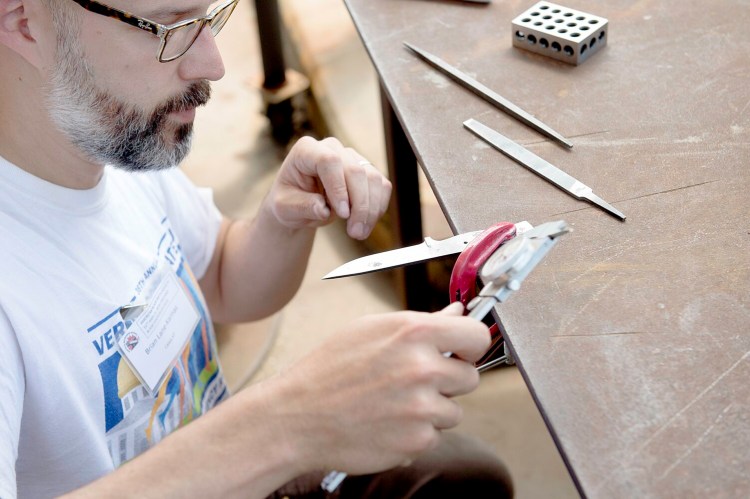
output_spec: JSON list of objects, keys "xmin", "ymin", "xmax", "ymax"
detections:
[
  {"xmin": 158, "ymin": 80, "xmax": 212, "ymax": 116},
  {"xmin": 112, "ymin": 81, "xmax": 211, "ymax": 169}
]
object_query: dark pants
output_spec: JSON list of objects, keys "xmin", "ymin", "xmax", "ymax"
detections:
[{"xmin": 267, "ymin": 432, "xmax": 513, "ymax": 498}]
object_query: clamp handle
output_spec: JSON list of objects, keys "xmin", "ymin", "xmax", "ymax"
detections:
[{"xmin": 449, "ymin": 221, "xmax": 517, "ymax": 307}]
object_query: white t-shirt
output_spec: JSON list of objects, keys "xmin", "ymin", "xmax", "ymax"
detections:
[{"xmin": 0, "ymin": 156, "xmax": 229, "ymax": 498}]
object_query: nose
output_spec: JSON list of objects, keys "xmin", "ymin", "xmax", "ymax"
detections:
[{"xmin": 177, "ymin": 25, "xmax": 226, "ymax": 82}]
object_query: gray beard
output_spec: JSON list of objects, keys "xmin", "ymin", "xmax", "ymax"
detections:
[{"xmin": 45, "ymin": 35, "xmax": 210, "ymax": 172}]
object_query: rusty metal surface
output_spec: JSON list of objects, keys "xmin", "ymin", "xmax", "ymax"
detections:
[{"xmin": 343, "ymin": 0, "xmax": 750, "ymax": 496}]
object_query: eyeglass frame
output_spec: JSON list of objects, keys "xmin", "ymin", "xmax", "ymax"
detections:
[{"xmin": 65, "ymin": 0, "xmax": 239, "ymax": 62}]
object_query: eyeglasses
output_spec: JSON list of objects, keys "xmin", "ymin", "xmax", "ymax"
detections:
[{"xmin": 66, "ymin": 0, "xmax": 239, "ymax": 62}]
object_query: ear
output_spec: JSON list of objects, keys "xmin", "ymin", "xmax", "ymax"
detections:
[{"xmin": 0, "ymin": 0, "xmax": 43, "ymax": 67}]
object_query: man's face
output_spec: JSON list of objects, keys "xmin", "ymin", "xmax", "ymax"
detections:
[{"xmin": 44, "ymin": 1, "xmax": 220, "ymax": 172}]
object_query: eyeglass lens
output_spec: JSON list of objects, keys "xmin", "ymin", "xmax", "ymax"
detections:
[
  {"xmin": 209, "ymin": 3, "xmax": 236, "ymax": 36},
  {"xmin": 162, "ymin": 22, "xmax": 203, "ymax": 61},
  {"xmin": 160, "ymin": 1, "xmax": 237, "ymax": 61}
]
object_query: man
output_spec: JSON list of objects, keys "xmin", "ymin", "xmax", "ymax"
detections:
[{"xmin": 0, "ymin": 0, "xmax": 513, "ymax": 497}]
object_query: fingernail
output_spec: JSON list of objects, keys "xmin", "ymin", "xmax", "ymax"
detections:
[
  {"xmin": 338, "ymin": 202, "xmax": 350, "ymax": 219},
  {"xmin": 352, "ymin": 222, "xmax": 364, "ymax": 239},
  {"xmin": 316, "ymin": 204, "xmax": 331, "ymax": 219}
]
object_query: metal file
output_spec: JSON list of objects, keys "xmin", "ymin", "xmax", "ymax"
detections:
[
  {"xmin": 464, "ymin": 118, "xmax": 625, "ymax": 220},
  {"xmin": 404, "ymin": 42, "xmax": 573, "ymax": 149}
]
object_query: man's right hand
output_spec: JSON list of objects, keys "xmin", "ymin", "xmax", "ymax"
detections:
[
  {"xmin": 267, "ymin": 302, "xmax": 491, "ymax": 477},
  {"xmin": 65, "ymin": 303, "xmax": 490, "ymax": 499}
]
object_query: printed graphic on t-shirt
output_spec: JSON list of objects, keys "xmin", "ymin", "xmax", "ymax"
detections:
[{"xmin": 86, "ymin": 218, "xmax": 228, "ymax": 467}]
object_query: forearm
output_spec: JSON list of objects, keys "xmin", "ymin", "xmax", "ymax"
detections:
[
  {"xmin": 201, "ymin": 204, "xmax": 316, "ymax": 324},
  {"xmin": 199, "ymin": 135, "xmax": 391, "ymax": 323},
  {"xmin": 62, "ymin": 306, "xmax": 491, "ymax": 498},
  {"xmin": 61, "ymin": 380, "xmax": 307, "ymax": 499}
]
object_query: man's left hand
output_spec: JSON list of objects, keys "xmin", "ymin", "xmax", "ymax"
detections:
[{"xmin": 266, "ymin": 136, "xmax": 392, "ymax": 240}]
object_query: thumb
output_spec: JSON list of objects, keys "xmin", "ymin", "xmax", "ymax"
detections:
[
  {"xmin": 273, "ymin": 192, "xmax": 332, "ymax": 227},
  {"xmin": 438, "ymin": 301, "xmax": 466, "ymax": 316}
]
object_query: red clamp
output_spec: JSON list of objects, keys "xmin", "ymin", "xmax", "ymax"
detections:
[{"xmin": 449, "ymin": 221, "xmax": 518, "ymax": 367}]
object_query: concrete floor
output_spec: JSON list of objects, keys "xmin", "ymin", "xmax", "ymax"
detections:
[{"xmin": 182, "ymin": 1, "xmax": 579, "ymax": 497}]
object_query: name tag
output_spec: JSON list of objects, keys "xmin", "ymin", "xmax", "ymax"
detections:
[{"xmin": 117, "ymin": 271, "xmax": 199, "ymax": 396}]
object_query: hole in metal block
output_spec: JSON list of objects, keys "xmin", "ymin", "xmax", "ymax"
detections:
[
  {"xmin": 576, "ymin": 16, "xmax": 585, "ymax": 20},
  {"xmin": 589, "ymin": 19, "xmax": 599, "ymax": 24},
  {"xmin": 534, "ymin": 21, "xmax": 543, "ymax": 26},
  {"xmin": 527, "ymin": 34, "xmax": 537, "ymax": 44},
  {"xmin": 540, "ymin": 38, "xmax": 549, "ymax": 48},
  {"xmin": 564, "ymin": 45, "xmax": 574, "ymax": 56},
  {"xmin": 563, "ymin": 12, "xmax": 573, "ymax": 17},
  {"xmin": 539, "ymin": 5, "xmax": 549, "ymax": 9},
  {"xmin": 558, "ymin": 28, "xmax": 568, "ymax": 34},
  {"xmin": 580, "ymin": 44, "xmax": 587, "ymax": 55},
  {"xmin": 515, "ymin": 30, "xmax": 525, "ymax": 40},
  {"xmin": 571, "ymin": 32, "xmax": 580, "ymax": 37},
  {"xmin": 552, "ymin": 9, "xmax": 561, "ymax": 13},
  {"xmin": 567, "ymin": 22, "xmax": 577, "ymax": 27},
  {"xmin": 531, "ymin": 11, "xmax": 540, "ymax": 16},
  {"xmin": 546, "ymin": 25, "xmax": 555, "ymax": 30},
  {"xmin": 581, "ymin": 26, "xmax": 590, "ymax": 31},
  {"xmin": 551, "ymin": 41, "xmax": 561, "ymax": 52},
  {"xmin": 590, "ymin": 37, "xmax": 597, "ymax": 48},
  {"xmin": 555, "ymin": 19, "xmax": 563, "ymax": 23},
  {"xmin": 522, "ymin": 18, "xmax": 531, "ymax": 23},
  {"xmin": 599, "ymin": 30, "xmax": 606, "ymax": 40}
]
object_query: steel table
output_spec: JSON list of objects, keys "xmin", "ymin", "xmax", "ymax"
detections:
[{"xmin": 343, "ymin": 0, "xmax": 750, "ymax": 496}]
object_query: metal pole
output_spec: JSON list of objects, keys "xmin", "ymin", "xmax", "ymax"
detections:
[
  {"xmin": 380, "ymin": 83, "xmax": 429, "ymax": 311},
  {"xmin": 255, "ymin": 0, "xmax": 286, "ymax": 90}
]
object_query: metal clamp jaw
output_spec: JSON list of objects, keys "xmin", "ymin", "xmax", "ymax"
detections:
[{"xmin": 467, "ymin": 220, "xmax": 570, "ymax": 319}]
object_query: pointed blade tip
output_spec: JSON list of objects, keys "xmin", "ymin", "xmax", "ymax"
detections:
[
  {"xmin": 321, "ymin": 268, "xmax": 361, "ymax": 280},
  {"xmin": 321, "ymin": 269, "xmax": 350, "ymax": 280}
]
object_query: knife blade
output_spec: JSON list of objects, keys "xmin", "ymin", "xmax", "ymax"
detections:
[
  {"xmin": 464, "ymin": 119, "xmax": 626, "ymax": 220},
  {"xmin": 322, "ymin": 230, "xmax": 485, "ymax": 280},
  {"xmin": 404, "ymin": 42, "xmax": 573, "ymax": 149}
]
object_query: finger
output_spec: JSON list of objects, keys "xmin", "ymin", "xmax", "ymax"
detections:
[
  {"xmin": 346, "ymin": 155, "xmax": 390, "ymax": 240},
  {"xmin": 428, "ymin": 311, "xmax": 491, "ymax": 364},
  {"xmin": 434, "ymin": 356, "xmax": 481, "ymax": 397},
  {"xmin": 379, "ymin": 176, "xmax": 392, "ymax": 218},
  {"xmin": 293, "ymin": 138, "xmax": 350, "ymax": 219},
  {"xmin": 429, "ymin": 396, "xmax": 464, "ymax": 430},
  {"xmin": 344, "ymin": 160, "xmax": 371, "ymax": 240},
  {"xmin": 320, "ymin": 136, "xmax": 345, "ymax": 151},
  {"xmin": 439, "ymin": 302, "xmax": 465, "ymax": 316},
  {"xmin": 363, "ymin": 169, "xmax": 380, "ymax": 235},
  {"xmin": 273, "ymin": 191, "xmax": 332, "ymax": 227},
  {"xmin": 363, "ymin": 167, "xmax": 386, "ymax": 239},
  {"xmin": 318, "ymin": 157, "xmax": 351, "ymax": 220}
]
